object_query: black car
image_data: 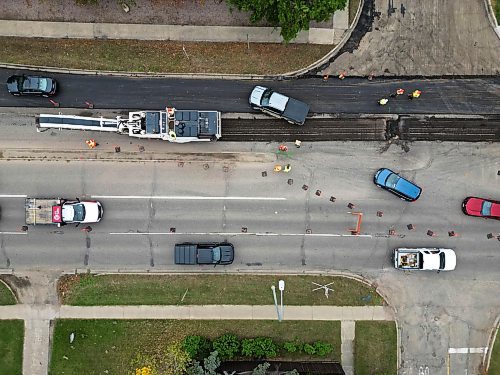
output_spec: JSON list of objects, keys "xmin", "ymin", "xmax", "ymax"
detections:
[
  {"xmin": 174, "ymin": 243, "xmax": 234, "ymax": 265},
  {"xmin": 6, "ymin": 75, "xmax": 57, "ymax": 97}
]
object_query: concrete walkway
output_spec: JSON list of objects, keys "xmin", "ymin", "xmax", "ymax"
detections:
[
  {"xmin": 0, "ymin": 15, "xmax": 348, "ymax": 45},
  {"xmin": 0, "ymin": 303, "xmax": 394, "ymax": 375}
]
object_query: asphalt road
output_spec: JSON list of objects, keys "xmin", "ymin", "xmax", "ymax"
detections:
[
  {"xmin": 0, "ymin": 68, "xmax": 499, "ymax": 115},
  {"xmin": 0, "ymin": 141, "xmax": 499, "ymax": 374}
]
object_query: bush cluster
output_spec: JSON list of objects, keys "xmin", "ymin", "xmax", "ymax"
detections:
[
  {"xmin": 283, "ymin": 340, "xmax": 332, "ymax": 357},
  {"xmin": 182, "ymin": 335, "xmax": 213, "ymax": 360},
  {"xmin": 241, "ymin": 337, "xmax": 278, "ymax": 358},
  {"xmin": 183, "ymin": 334, "xmax": 332, "ymax": 360}
]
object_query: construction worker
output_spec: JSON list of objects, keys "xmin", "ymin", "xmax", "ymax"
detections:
[
  {"xmin": 278, "ymin": 144, "xmax": 288, "ymax": 152},
  {"xmin": 274, "ymin": 165, "xmax": 282, "ymax": 172},
  {"xmin": 85, "ymin": 139, "xmax": 97, "ymax": 149},
  {"xmin": 378, "ymin": 98, "xmax": 389, "ymax": 106},
  {"xmin": 168, "ymin": 130, "xmax": 177, "ymax": 140},
  {"xmin": 408, "ymin": 90, "xmax": 422, "ymax": 99},
  {"xmin": 283, "ymin": 164, "xmax": 292, "ymax": 173}
]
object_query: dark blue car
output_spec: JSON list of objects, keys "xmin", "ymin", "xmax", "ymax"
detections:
[
  {"xmin": 7, "ymin": 75, "xmax": 57, "ymax": 97},
  {"xmin": 374, "ymin": 168, "xmax": 422, "ymax": 201}
]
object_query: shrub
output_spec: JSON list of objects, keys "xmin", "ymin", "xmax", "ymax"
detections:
[
  {"xmin": 303, "ymin": 343, "xmax": 316, "ymax": 355},
  {"xmin": 283, "ymin": 342, "xmax": 297, "ymax": 353},
  {"xmin": 241, "ymin": 337, "xmax": 277, "ymax": 359},
  {"xmin": 182, "ymin": 336, "xmax": 212, "ymax": 360},
  {"xmin": 213, "ymin": 334, "xmax": 240, "ymax": 360},
  {"xmin": 313, "ymin": 341, "xmax": 332, "ymax": 356}
]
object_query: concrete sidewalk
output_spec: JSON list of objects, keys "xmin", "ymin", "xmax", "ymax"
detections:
[
  {"xmin": 0, "ymin": 303, "xmax": 394, "ymax": 321},
  {"xmin": 0, "ymin": 17, "xmax": 348, "ymax": 45}
]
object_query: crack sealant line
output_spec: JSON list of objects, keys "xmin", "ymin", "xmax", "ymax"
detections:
[{"xmin": 109, "ymin": 231, "xmax": 373, "ymax": 238}]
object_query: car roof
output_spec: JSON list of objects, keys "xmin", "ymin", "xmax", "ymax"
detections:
[{"xmin": 394, "ymin": 177, "xmax": 421, "ymax": 200}]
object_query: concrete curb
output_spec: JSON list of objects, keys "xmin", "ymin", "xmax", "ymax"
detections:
[
  {"xmin": 0, "ymin": 62, "xmax": 275, "ymax": 81},
  {"xmin": 484, "ymin": 315, "xmax": 500, "ymax": 372}
]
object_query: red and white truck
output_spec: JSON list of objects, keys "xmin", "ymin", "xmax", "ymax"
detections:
[{"xmin": 25, "ymin": 198, "xmax": 103, "ymax": 226}]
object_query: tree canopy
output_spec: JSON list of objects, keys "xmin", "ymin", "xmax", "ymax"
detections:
[{"xmin": 226, "ymin": 0, "xmax": 347, "ymax": 42}]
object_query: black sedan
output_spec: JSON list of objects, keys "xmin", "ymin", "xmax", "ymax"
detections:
[{"xmin": 6, "ymin": 75, "xmax": 57, "ymax": 97}]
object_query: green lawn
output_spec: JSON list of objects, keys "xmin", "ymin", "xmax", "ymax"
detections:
[
  {"xmin": 354, "ymin": 321, "xmax": 397, "ymax": 375},
  {"xmin": 59, "ymin": 274, "xmax": 383, "ymax": 306},
  {"xmin": 0, "ymin": 320, "xmax": 24, "ymax": 375},
  {"xmin": 496, "ymin": 0, "xmax": 500, "ymax": 24},
  {"xmin": 489, "ymin": 328, "xmax": 500, "ymax": 374},
  {"xmin": 0, "ymin": 280, "xmax": 17, "ymax": 305},
  {"xmin": 0, "ymin": 37, "xmax": 332, "ymax": 75},
  {"xmin": 49, "ymin": 319, "xmax": 341, "ymax": 375},
  {"xmin": 349, "ymin": 0, "xmax": 361, "ymax": 25}
]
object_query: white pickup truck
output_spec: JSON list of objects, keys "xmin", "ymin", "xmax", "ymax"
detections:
[
  {"xmin": 249, "ymin": 86, "xmax": 310, "ymax": 125},
  {"xmin": 25, "ymin": 198, "xmax": 103, "ymax": 226},
  {"xmin": 393, "ymin": 248, "xmax": 456, "ymax": 271}
]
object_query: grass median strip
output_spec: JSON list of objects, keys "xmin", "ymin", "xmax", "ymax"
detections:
[
  {"xmin": 50, "ymin": 319, "xmax": 341, "ymax": 375},
  {"xmin": 0, "ymin": 279, "xmax": 17, "ymax": 305},
  {"xmin": 0, "ymin": 37, "xmax": 332, "ymax": 75},
  {"xmin": 489, "ymin": 327, "xmax": 500, "ymax": 374},
  {"xmin": 0, "ymin": 320, "xmax": 24, "ymax": 375},
  {"xmin": 354, "ymin": 321, "xmax": 397, "ymax": 375},
  {"xmin": 58, "ymin": 274, "xmax": 384, "ymax": 306}
]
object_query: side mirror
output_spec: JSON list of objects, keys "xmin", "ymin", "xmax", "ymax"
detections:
[
  {"xmin": 76, "ymin": 197, "xmax": 80, "ymax": 203},
  {"xmin": 75, "ymin": 223, "xmax": 80, "ymax": 227}
]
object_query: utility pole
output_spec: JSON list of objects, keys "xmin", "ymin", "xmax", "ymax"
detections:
[{"xmin": 278, "ymin": 280, "xmax": 285, "ymax": 321}]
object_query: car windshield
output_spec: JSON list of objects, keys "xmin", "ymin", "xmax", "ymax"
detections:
[
  {"xmin": 481, "ymin": 201, "xmax": 492, "ymax": 216},
  {"xmin": 260, "ymin": 89, "xmax": 273, "ymax": 106},
  {"xmin": 385, "ymin": 173, "xmax": 400, "ymax": 188},
  {"xmin": 71, "ymin": 204, "xmax": 86, "ymax": 221},
  {"xmin": 22, "ymin": 77, "xmax": 47, "ymax": 91},
  {"xmin": 439, "ymin": 252, "xmax": 445, "ymax": 269},
  {"xmin": 212, "ymin": 247, "xmax": 221, "ymax": 262}
]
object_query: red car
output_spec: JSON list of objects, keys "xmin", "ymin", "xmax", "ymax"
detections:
[{"xmin": 462, "ymin": 197, "xmax": 500, "ymax": 219}]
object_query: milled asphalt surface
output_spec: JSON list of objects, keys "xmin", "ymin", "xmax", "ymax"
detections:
[{"xmin": 322, "ymin": 0, "xmax": 500, "ymax": 77}]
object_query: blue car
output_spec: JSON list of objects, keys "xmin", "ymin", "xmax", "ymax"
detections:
[{"xmin": 374, "ymin": 168, "xmax": 422, "ymax": 201}]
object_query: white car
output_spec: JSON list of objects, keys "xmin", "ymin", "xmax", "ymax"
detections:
[{"xmin": 61, "ymin": 200, "xmax": 103, "ymax": 224}]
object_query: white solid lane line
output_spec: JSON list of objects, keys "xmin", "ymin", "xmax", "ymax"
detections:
[
  {"xmin": 0, "ymin": 195, "xmax": 27, "ymax": 198},
  {"xmin": 109, "ymin": 231, "xmax": 372, "ymax": 238},
  {"xmin": 92, "ymin": 195, "xmax": 287, "ymax": 200}
]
